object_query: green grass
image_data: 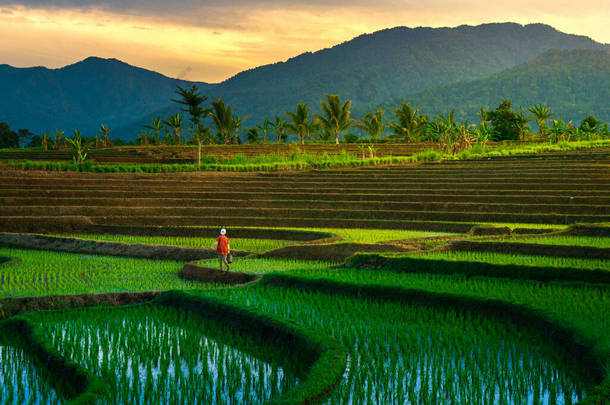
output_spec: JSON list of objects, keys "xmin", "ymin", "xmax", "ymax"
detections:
[
  {"xmin": 411, "ymin": 250, "xmax": 610, "ymax": 271},
  {"xmin": 30, "ymin": 304, "xmax": 299, "ymax": 404},
  {"xmin": 485, "ymin": 235, "xmax": 610, "ymax": 249},
  {"xmin": 196, "ymin": 258, "xmax": 334, "ymax": 273},
  {"xmin": 244, "ymin": 227, "xmax": 457, "ymax": 243},
  {"xmin": 0, "ymin": 248, "xmax": 198, "ymax": 298},
  {"xmin": 54, "ymin": 234, "xmax": 295, "ymax": 254},
  {"xmin": 204, "ymin": 282, "xmax": 589, "ymax": 404}
]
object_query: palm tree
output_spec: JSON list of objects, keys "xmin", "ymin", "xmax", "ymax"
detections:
[
  {"xmin": 528, "ymin": 103, "xmax": 554, "ymax": 136},
  {"xmin": 99, "ymin": 123, "xmax": 112, "ymax": 148},
  {"xmin": 51, "ymin": 129, "xmax": 65, "ymax": 150},
  {"xmin": 387, "ymin": 103, "xmax": 423, "ymax": 142},
  {"xmin": 163, "ymin": 113, "xmax": 184, "ymax": 145},
  {"xmin": 208, "ymin": 98, "xmax": 234, "ymax": 144},
  {"xmin": 356, "ymin": 109, "xmax": 385, "ymax": 143},
  {"xmin": 172, "ymin": 85, "xmax": 208, "ymax": 132},
  {"xmin": 286, "ymin": 103, "xmax": 316, "ymax": 146},
  {"xmin": 41, "ymin": 132, "xmax": 50, "ymax": 151},
  {"xmin": 516, "ymin": 106, "xmax": 533, "ymax": 141},
  {"xmin": 256, "ymin": 119, "xmax": 272, "ymax": 143},
  {"xmin": 246, "ymin": 128, "xmax": 260, "ymax": 144},
  {"xmin": 136, "ymin": 130, "xmax": 149, "ymax": 146},
  {"xmin": 232, "ymin": 113, "xmax": 250, "ymax": 144},
  {"xmin": 192, "ymin": 126, "xmax": 211, "ymax": 166},
  {"xmin": 270, "ymin": 116, "xmax": 287, "ymax": 154},
  {"xmin": 144, "ymin": 117, "xmax": 162, "ymax": 144},
  {"xmin": 315, "ymin": 94, "xmax": 354, "ymax": 145}
]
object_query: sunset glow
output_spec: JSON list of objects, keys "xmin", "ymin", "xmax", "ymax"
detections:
[{"xmin": 2, "ymin": 1, "xmax": 609, "ymax": 82}]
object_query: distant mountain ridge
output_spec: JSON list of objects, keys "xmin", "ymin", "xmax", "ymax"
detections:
[
  {"xmin": 389, "ymin": 49, "xmax": 610, "ymax": 123},
  {"xmin": 0, "ymin": 22, "xmax": 608, "ymax": 140}
]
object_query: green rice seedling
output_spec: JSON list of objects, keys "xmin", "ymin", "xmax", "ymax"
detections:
[
  {"xmin": 259, "ymin": 227, "xmax": 458, "ymax": 243},
  {"xmin": 484, "ymin": 236, "xmax": 610, "ymax": 249},
  {"xmin": 0, "ymin": 334, "xmax": 62, "ymax": 404},
  {"xmin": 54, "ymin": 234, "xmax": 296, "ymax": 254},
  {"xmin": 413, "ymin": 250, "xmax": 610, "ymax": 271},
  {"xmin": 285, "ymin": 267, "xmax": 610, "ymax": 358},
  {"xmin": 195, "ymin": 258, "xmax": 333, "ymax": 274},
  {"xmin": 204, "ymin": 284, "xmax": 591, "ymax": 404},
  {"xmin": 0, "ymin": 248, "xmax": 201, "ymax": 298},
  {"xmin": 31, "ymin": 305, "xmax": 299, "ymax": 404}
]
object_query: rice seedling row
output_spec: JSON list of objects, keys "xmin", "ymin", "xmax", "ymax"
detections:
[
  {"xmin": 28, "ymin": 305, "xmax": 299, "ymax": 404},
  {"xmin": 203, "ymin": 282, "xmax": 590, "ymax": 404},
  {"xmin": 485, "ymin": 236, "xmax": 610, "ymax": 249},
  {"xmin": 0, "ymin": 248, "xmax": 197, "ymax": 298},
  {"xmin": 53, "ymin": 234, "xmax": 295, "ymax": 254}
]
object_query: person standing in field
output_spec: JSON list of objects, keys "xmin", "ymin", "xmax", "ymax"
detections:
[{"xmin": 212, "ymin": 228, "xmax": 230, "ymax": 271}]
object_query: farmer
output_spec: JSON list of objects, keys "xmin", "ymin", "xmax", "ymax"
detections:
[{"xmin": 212, "ymin": 228, "xmax": 230, "ymax": 271}]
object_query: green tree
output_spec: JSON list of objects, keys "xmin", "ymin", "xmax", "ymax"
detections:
[
  {"xmin": 136, "ymin": 130, "xmax": 149, "ymax": 146},
  {"xmin": 16, "ymin": 129, "xmax": 33, "ymax": 148},
  {"xmin": 527, "ymin": 103, "xmax": 554, "ymax": 136},
  {"xmin": 580, "ymin": 115, "xmax": 600, "ymax": 132},
  {"xmin": 387, "ymin": 103, "xmax": 423, "ymax": 142},
  {"xmin": 172, "ymin": 85, "xmax": 209, "ymax": 142},
  {"xmin": 256, "ymin": 119, "xmax": 272, "ymax": 143},
  {"xmin": 286, "ymin": 103, "xmax": 316, "ymax": 146},
  {"xmin": 246, "ymin": 128, "xmax": 260, "ymax": 144},
  {"xmin": 315, "ymin": 94, "xmax": 354, "ymax": 145},
  {"xmin": 99, "ymin": 124, "xmax": 112, "ymax": 148},
  {"xmin": 232, "ymin": 113, "xmax": 250, "ymax": 144},
  {"xmin": 51, "ymin": 129, "xmax": 65, "ymax": 150},
  {"xmin": 270, "ymin": 116, "xmax": 287, "ymax": 153},
  {"xmin": 487, "ymin": 100, "xmax": 522, "ymax": 141},
  {"xmin": 162, "ymin": 113, "xmax": 185, "ymax": 145},
  {"xmin": 192, "ymin": 125, "xmax": 212, "ymax": 166},
  {"xmin": 0, "ymin": 122, "xmax": 18, "ymax": 148},
  {"xmin": 516, "ymin": 106, "xmax": 533, "ymax": 140},
  {"xmin": 144, "ymin": 117, "xmax": 162, "ymax": 144},
  {"xmin": 208, "ymin": 98, "xmax": 234, "ymax": 144},
  {"xmin": 356, "ymin": 109, "xmax": 385, "ymax": 143},
  {"xmin": 65, "ymin": 130, "xmax": 94, "ymax": 163}
]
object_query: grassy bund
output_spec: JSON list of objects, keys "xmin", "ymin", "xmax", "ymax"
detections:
[{"xmin": 0, "ymin": 147, "xmax": 608, "ymax": 404}]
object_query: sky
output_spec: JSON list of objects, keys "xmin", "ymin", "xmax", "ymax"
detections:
[{"xmin": 1, "ymin": 1, "xmax": 609, "ymax": 83}]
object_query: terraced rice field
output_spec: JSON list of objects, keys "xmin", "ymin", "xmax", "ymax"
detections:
[
  {"xmin": 1, "ymin": 152, "xmax": 609, "ymax": 232},
  {"xmin": 0, "ymin": 149, "xmax": 609, "ymax": 404}
]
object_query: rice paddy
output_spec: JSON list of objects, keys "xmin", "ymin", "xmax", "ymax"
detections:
[{"xmin": 28, "ymin": 304, "xmax": 300, "ymax": 404}]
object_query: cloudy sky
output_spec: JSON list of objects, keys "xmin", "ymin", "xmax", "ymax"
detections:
[{"xmin": 2, "ymin": 1, "xmax": 609, "ymax": 82}]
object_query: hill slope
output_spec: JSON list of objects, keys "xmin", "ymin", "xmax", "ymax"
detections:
[
  {"xmin": 0, "ymin": 57, "xmax": 212, "ymax": 136},
  {"xmin": 0, "ymin": 22, "xmax": 608, "ymax": 140},
  {"xmin": 388, "ymin": 49, "xmax": 610, "ymax": 123}
]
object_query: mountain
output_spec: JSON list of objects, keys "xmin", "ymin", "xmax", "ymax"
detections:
[
  {"xmin": 0, "ymin": 22, "xmax": 608, "ymax": 140},
  {"xmin": 384, "ymin": 49, "xmax": 610, "ymax": 123},
  {"xmin": 0, "ymin": 57, "xmax": 213, "ymax": 136}
]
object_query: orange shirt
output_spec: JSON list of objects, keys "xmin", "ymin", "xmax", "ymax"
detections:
[{"xmin": 216, "ymin": 235, "xmax": 229, "ymax": 254}]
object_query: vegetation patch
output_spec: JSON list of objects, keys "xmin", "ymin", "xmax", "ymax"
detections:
[
  {"xmin": 0, "ymin": 232, "xmax": 249, "ymax": 261},
  {"xmin": 179, "ymin": 263, "xmax": 261, "ymax": 285},
  {"xmin": 261, "ymin": 242, "xmax": 417, "ymax": 261},
  {"xmin": 446, "ymin": 240, "xmax": 610, "ymax": 260},
  {"xmin": 346, "ymin": 253, "xmax": 610, "ymax": 284}
]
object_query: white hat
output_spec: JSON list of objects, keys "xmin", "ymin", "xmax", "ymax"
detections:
[{"xmin": 220, "ymin": 228, "xmax": 226, "ymax": 235}]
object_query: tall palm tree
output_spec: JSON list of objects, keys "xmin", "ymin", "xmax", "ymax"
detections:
[
  {"xmin": 315, "ymin": 94, "xmax": 354, "ymax": 145},
  {"xmin": 527, "ymin": 103, "xmax": 554, "ymax": 136},
  {"xmin": 270, "ymin": 116, "xmax": 287, "ymax": 154},
  {"xmin": 286, "ymin": 103, "xmax": 316, "ymax": 146},
  {"xmin": 355, "ymin": 109, "xmax": 385, "ymax": 143},
  {"xmin": 516, "ymin": 106, "xmax": 533, "ymax": 141},
  {"xmin": 99, "ymin": 123, "xmax": 112, "ymax": 148},
  {"xmin": 162, "ymin": 113, "xmax": 184, "ymax": 145},
  {"xmin": 387, "ymin": 103, "xmax": 423, "ymax": 142},
  {"xmin": 256, "ymin": 119, "xmax": 272, "ymax": 143},
  {"xmin": 232, "ymin": 113, "xmax": 250, "ymax": 144},
  {"xmin": 208, "ymin": 98, "xmax": 234, "ymax": 144},
  {"xmin": 144, "ymin": 117, "xmax": 162, "ymax": 144}
]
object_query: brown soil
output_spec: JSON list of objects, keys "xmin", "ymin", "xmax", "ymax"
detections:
[
  {"xmin": 179, "ymin": 263, "xmax": 261, "ymax": 285},
  {"xmin": 261, "ymin": 242, "xmax": 418, "ymax": 261},
  {"xmin": 0, "ymin": 291, "xmax": 161, "ymax": 320},
  {"xmin": 0, "ymin": 233, "xmax": 249, "ymax": 261}
]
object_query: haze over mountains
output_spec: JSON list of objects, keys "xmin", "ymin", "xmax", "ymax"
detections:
[{"xmin": 1, "ymin": 22, "xmax": 608, "ymax": 141}]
